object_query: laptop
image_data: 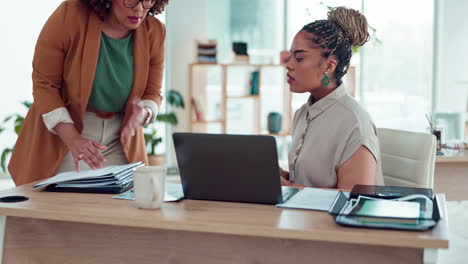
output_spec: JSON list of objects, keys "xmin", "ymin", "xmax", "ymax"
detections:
[{"xmin": 172, "ymin": 133, "xmax": 299, "ymax": 204}]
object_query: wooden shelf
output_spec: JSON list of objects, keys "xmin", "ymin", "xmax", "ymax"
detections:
[
  {"xmin": 188, "ymin": 62, "xmax": 290, "ymax": 135},
  {"xmin": 191, "ymin": 62, "xmax": 219, "ymax": 66},
  {"xmin": 192, "ymin": 120, "xmax": 224, "ymax": 124},
  {"xmin": 260, "ymin": 132, "xmax": 291, "ymax": 137},
  {"xmin": 222, "ymin": 63, "xmax": 281, "ymax": 67},
  {"xmin": 191, "ymin": 62, "xmax": 282, "ymax": 68},
  {"xmin": 227, "ymin": 95, "xmax": 259, "ymax": 99}
]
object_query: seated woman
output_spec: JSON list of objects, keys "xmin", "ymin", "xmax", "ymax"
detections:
[{"xmin": 280, "ymin": 7, "xmax": 383, "ymax": 189}]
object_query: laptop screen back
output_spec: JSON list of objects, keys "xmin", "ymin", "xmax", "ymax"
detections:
[{"xmin": 172, "ymin": 133, "xmax": 283, "ymax": 204}]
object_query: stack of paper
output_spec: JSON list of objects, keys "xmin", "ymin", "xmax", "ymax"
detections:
[
  {"xmin": 34, "ymin": 162, "xmax": 143, "ymax": 194},
  {"xmin": 276, "ymin": 188, "xmax": 349, "ymax": 211}
]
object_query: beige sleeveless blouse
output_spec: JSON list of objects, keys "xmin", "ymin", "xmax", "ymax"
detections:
[{"xmin": 288, "ymin": 84, "xmax": 384, "ymax": 188}]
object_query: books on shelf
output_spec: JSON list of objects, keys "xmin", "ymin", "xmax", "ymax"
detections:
[
  {"xmin": 198, "ymin": 55, "xmax": 217, "ymax": 63},
  {"xmin": 33, "ymin": 162, "xmax": 144, "ymax": 194},
  {"xmin": 249, "ymin": 70, "xmax": 259, "ymax": 95},
  {"xmin": 197, "ymin": 40, "xmax": 217, "ymax": 64}
]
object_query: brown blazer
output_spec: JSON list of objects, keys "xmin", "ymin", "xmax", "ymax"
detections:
[{"xmin": 8, "ymin": 0, "xmax": 165, "ymax": 186}]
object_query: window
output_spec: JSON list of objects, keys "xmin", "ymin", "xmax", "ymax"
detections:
[
  {"xmin": 286, "ymin": 0, "xmax": 434, "ymax": 133},
  {"xmin": 360, "ymin": 0, "xmax": 434, "ymax": 132}
]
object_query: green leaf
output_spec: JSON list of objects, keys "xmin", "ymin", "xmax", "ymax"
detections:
[
  {"xmin": 1, "ymin": 148, "xmax": 13, "ymax": 172},
  {"xmin": 150, "ymin": 137, "xmax": 163, "ymax": 155},
  {"xmin": 166, "ymin": 90, "xmax": 185, "ymax": 109},
  {"xmin": 352, "ymin": 46, "xmax": 360, "ymax": 54},
  {"xmin": 14, "ymin": 116, "xmax": 25, "ymax": 135},
  {"xmin": 3, "ymin": 115, "xmax": 15, "ymax": 123},
  {"xmin": 144, "ymin": 133, "xmax": 152, "ymax": 144},
  {"xmin": 144, "ymin": 127, "xmax": 163, "ymax": 155},
  {"xmin": 21, "ymin": 101, "xmax": 32, "ymax": 109},
  {"xmin": 156, "ymin": 113, "xmax": 178, "ymax": 125}
]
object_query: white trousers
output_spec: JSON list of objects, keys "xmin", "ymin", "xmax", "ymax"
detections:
[{"xmin": 55, "ymin": 112, "xmax": 128, "ymax": 173}]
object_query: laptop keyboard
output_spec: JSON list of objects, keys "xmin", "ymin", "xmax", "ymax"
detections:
[{"xmin": 281, "ymin": 186, "xmax": 299, "ymax": 202}]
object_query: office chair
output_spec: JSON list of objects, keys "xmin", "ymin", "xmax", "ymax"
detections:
[{"xmin": 377, "ymin": 128, "xmax": 436, "ymax": 188}]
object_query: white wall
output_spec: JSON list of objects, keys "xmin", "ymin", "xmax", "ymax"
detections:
[
  {"xmin": 164, "ymin": 0, "xmax": 233, "ymax": 166},
  {"xmin": 436, "ymin": 0, "xmax": 468, "ymax": 113},
  {"xmin": 165, "ymin": 0, "xmax": 230, "ymax": 127},
  {"xmin": 0, "ymin": 1, "xmax": 63, "ymax": 177},
  {"xmin": 165, "ymin": 0, "xmax": 210, "ymax": 133}
]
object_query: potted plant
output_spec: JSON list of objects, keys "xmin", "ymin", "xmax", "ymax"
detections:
[
  {"xmin": 144, "ymin": 90, "xmax": 185, "ymax": 166},
  {"xmin": 0, "ymin": 93, "xmax": 185, "ymax": 171},
  {"xmin": 0, "ymin": 101, "xmax": 32, "ymax": 172}
]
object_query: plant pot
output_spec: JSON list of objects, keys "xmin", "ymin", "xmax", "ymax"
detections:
[{"xmin": 147, "ymin": 154, "xmax": 165, "ymax": 166}]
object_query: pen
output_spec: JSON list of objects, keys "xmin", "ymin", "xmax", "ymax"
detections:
[{"xmin": 425, "ymin": 113, "xmax": 433, "ymax": 130}]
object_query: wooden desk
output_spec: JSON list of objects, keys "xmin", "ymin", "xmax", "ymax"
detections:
[
  {"xmin": 0, "ymin": 184, "xmax": 448, "ymax": 264},
  {"xmin": 436, "ymin": 149, "xmax": 468, "ymax": 163},
  {"xmin": 435, "ymin": 149, "xmax": 468, "ymax": 201}
]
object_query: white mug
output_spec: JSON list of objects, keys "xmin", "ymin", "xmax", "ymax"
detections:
[{"xmin": 133, "ymin": 166, "xmax": 166, "ymax": 209}]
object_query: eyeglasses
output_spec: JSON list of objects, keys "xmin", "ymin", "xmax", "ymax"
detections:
[{"xmin": 123, "ymin": 0, "xmax": 156, "ymax": 9}]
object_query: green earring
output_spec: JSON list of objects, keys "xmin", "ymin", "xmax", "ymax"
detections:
[{"xmin": 321, "ymin": 74, "xmax": 331, "ymax": 87}]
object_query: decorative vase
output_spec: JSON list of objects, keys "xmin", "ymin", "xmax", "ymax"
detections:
[{"xmin": 267, "ymin": 112, "xmax": 282, "ymax": 134}]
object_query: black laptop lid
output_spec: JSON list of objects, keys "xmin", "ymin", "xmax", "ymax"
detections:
[{"xmin": 173, "ymin": 133, "xmax": 283, "ymax": 204}]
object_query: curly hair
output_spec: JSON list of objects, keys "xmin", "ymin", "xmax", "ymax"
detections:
[
  {"xmin": 302, "ymin": 7, "xmax": 369, "ymax": 83},
  {"xmin": 80, "ymin": 0, "xmax": 169, "ymax": 20}
]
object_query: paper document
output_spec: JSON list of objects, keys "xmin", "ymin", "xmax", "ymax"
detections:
[
  {"xmin": 276, "ymin": 188, "xmax": 349, "ymax": 211},
  {"xmin": 351, "ymin": 198, "xmax": 420, "ymax": 218},
  {"xmin": 34, "ymin": 162, "xmax": 143, "ymax": 188},
  {"xmin": 112, "ymin": 183, "xmax": 185, "ymax": 202}
]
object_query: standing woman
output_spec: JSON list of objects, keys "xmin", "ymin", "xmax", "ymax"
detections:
[
  {"xmin": 9, "ymin": 0, "xmax": 169, "ymax": 185},
  {"xmin": 280, "ymin": 7, "xmax": 384, "ymax": 189}
]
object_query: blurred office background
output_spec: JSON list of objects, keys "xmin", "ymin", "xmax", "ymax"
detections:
[
  {"xmin": 0, "ymin": 1, "xmax": 467, "ymax": 263},
  {"xmin": 0, "ymin": 0, "xmax": 467, "ymax": 172}
]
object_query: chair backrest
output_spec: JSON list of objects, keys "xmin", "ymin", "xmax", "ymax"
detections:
[{"xmin": 377, "ymin": 128, "xmax": 436, "ymax": 188}]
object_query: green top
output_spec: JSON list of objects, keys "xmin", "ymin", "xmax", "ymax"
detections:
[{"xmin": 87, "ymin": 32, "xmax": 134, "ymax": 112}]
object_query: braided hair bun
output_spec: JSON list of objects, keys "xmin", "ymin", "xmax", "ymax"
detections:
[{"xmin": 327, "ymin": 7, "xmax": 369, "ymax": 47}]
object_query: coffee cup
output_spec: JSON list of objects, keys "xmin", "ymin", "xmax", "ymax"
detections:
[{"xmin": 133, "ymin": 166, "xmax": 166, "ymax": 209}]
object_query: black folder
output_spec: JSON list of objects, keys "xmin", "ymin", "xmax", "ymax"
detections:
[
  {"xmin": 328, "ymin": 185, "xmax": 441, "ymax": 231},
  {"xmin": 34, "ymin": 162, "xmax": 143, "ymax": 194},
  {"xmin": 350, "ymin": 184, "xmax": 434, "ymax": 199}
]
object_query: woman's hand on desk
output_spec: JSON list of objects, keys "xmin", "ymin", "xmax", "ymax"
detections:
[
  {"xmin": 280, "ymin": 168, "xmax": 292, "ymax": 186},
  {"xmin": 54, "ymin": 123, "xmax": 107, "ymax": 171},
  {"xmin": 279, "ymin": 167, "xmax": 289, "ymax": 180},
  {"xmin": 280, "ymin": 176, "xmax": 292, "ymax": 186},
  {"xmin": 279, "ymin": 168, "xmax": 306, "ymax": 187}
]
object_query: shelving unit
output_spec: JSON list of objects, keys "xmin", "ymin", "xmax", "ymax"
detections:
[{"xmin": 188, "ymin": 62, "xmax": 292, "ymax": 135}]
